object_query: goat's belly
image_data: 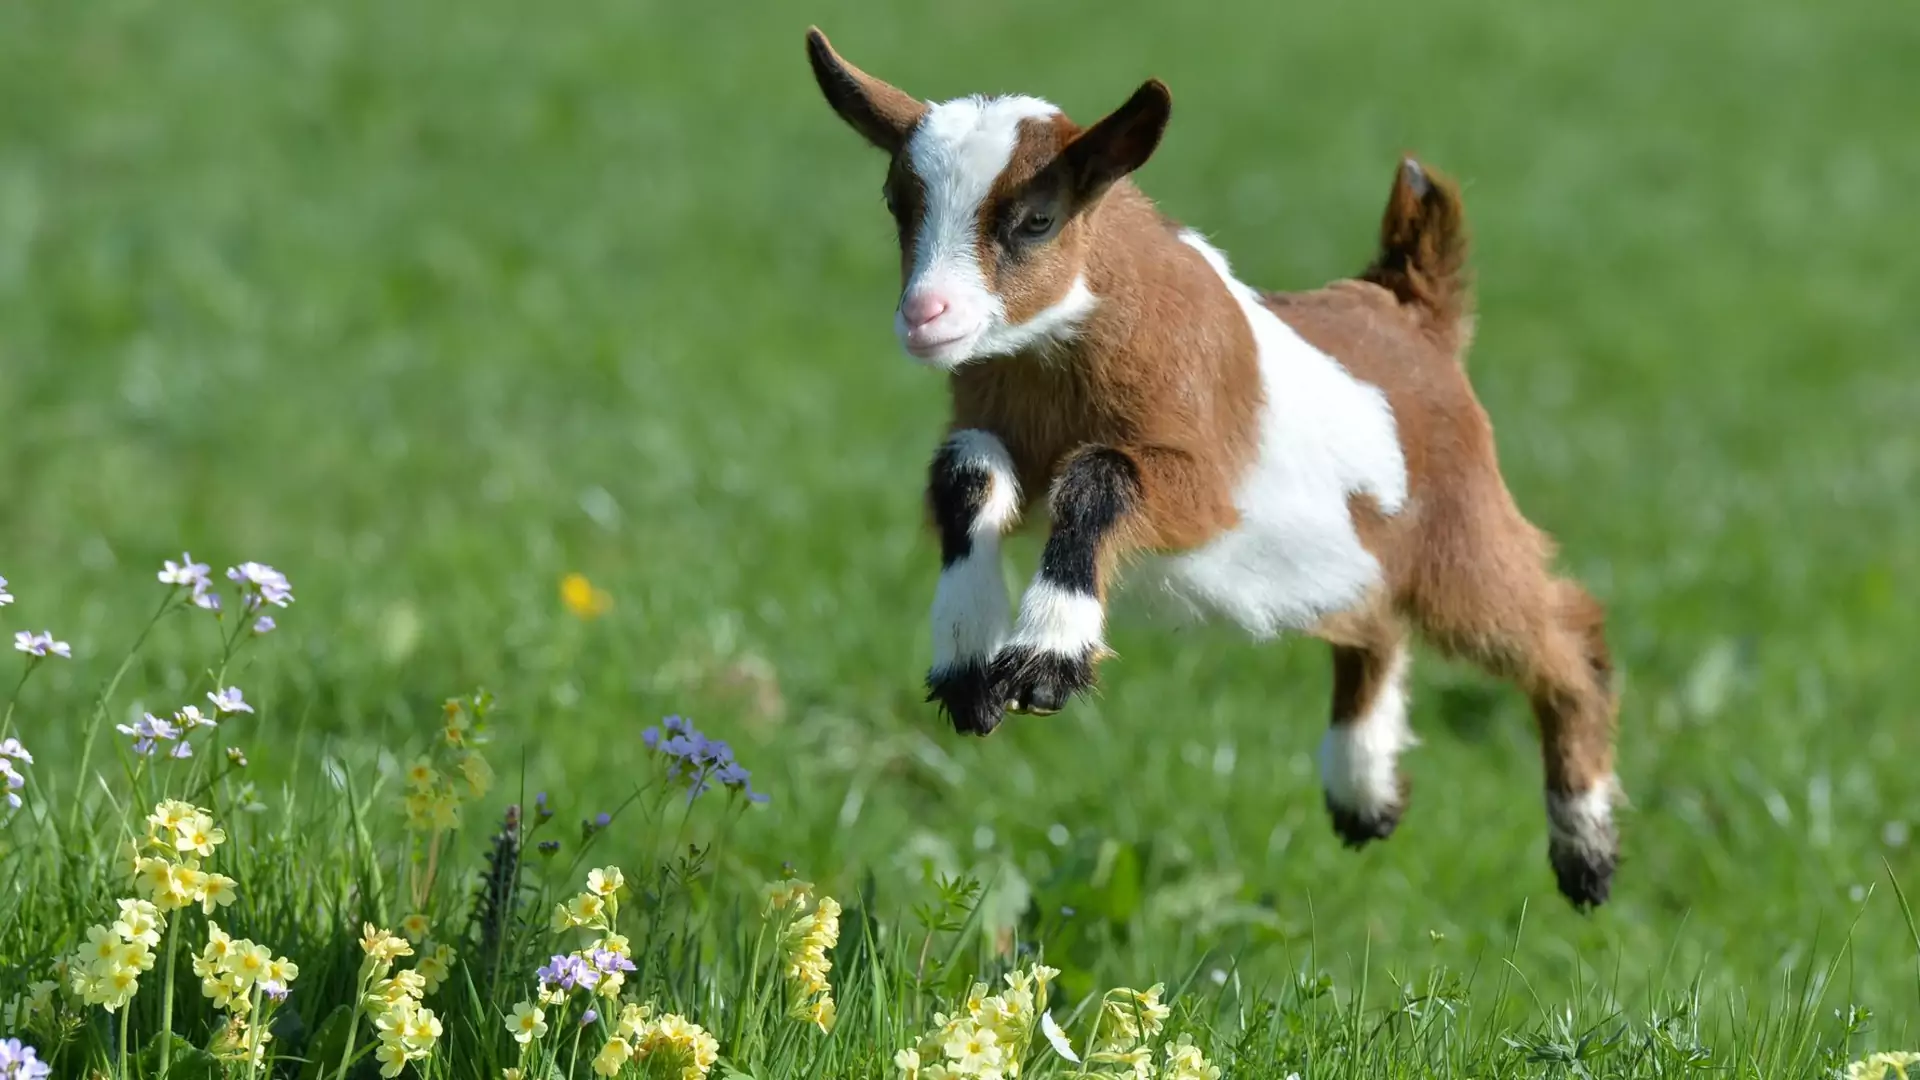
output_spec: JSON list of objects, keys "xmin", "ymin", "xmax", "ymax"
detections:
[{"xmin": 1134, "ymin": 488, "xmax": 1385, "ymax": 639}]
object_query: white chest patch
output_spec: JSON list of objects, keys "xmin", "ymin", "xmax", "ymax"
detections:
[{"xmin": 1134, "ymin": 231, "xmax": 1409, "ymax": 639}]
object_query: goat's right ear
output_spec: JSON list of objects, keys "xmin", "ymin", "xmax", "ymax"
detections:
[
  {"xmin": 1061, "ymin": 79, "xmax": 1172, "ymax": 203},
  {"xmin": 805, "ymin": 28, "xmax": 926, "ymax": 155}
]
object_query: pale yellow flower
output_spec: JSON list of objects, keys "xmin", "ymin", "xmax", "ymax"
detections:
[
  {"xmin": 399, "ymin": 913, "xmax": 432, "ymax": 943},
  {"xmin": 174, "ymin": 813, "xmax": 225, "ymax": 858},
  {"xmin": 115, "ymin": 899, "xmax": 163, "ymax": 947},
  {"xmin": 587, "ymin": 866, "xmax": 625, "ymax": 897},
  {"xmin": 198, "ymin": 873, "xmax": 239, "ymax": 913},
  {"xmin": 1850, "ymin": 1053, "xmax": 1920, "ymax": 1080},
  {"xmin": 508, "ymin": 1000, "xmax": 548, "ymax": 1045},
  {"xmin": 404, "ymin": 758, "xmax": 437, "ymax": 792},
  {"xmin": 592, "ymin": 1035, "xmax": 633, "ymax": 1076},
  {"xmin": 894, "ymin": 1047, "xmax": 921, "ymax": 1078},
  {"xmin": 561, "ymin": 573, "xmax": 613, "ymax": 619}
]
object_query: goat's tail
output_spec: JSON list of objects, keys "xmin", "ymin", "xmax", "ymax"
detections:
[{"xmin": 1362, "ymin": 157, "xmax": 1472, "ymax": 356}]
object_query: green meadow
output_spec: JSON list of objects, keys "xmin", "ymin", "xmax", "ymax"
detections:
[{"xmin": 2, "ymin": 0, "xmax": 1918, "ymax": 1075}]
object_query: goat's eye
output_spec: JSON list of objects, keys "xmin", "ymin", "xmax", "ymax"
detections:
[{"xmin": 1018, "ymin": 210, "xmax": 1054, "ymax": 237}]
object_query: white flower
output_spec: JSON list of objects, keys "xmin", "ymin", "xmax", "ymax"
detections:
[
  {"xmin": 0, "ymin": 575, "xmax": 12, "ymax": 606},
  {"xmin": 1042, "ymin": 1010, "xmax": 1080, "ymax": 1063},
  {"xmin": 158, "ymin": 553, "xmax": 212, "ymax": 589},
  {"xmin": 12, "ymin": 632, "xmax": 70, "ymax": 659},
  {"xmin": 0, "ymin": 738, "xmax": 31, "ymax": 764},
  {"xmin": 2, "ymin": 759, "xmax": 23, "ymax": 810},
  {"xmin": 208, "ymin": 688, "xmax": 253, "ymax": 715},
  {"xmin": 226, "ymin": 562, "xmax": 293, "ymax": 609},
  {"xmin": 174, "ymin": 705, "xmax": 215, "ymax": 730}
]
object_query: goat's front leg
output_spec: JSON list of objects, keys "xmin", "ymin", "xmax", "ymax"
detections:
[
  {"xmin": 925, "ymin": 430, "xmax": 1023, "ymax": 735},
  {"xmin": 992, "ymin": 444, "xmax": 1225, "ymax": 715}
]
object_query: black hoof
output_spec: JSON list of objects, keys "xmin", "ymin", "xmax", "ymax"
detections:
[
  {"xmin": 926, "ymin": 663, "xmax": 1004, "ymax": 736},
  {"xmin": 988, "ymin": 645, "xmax": 1096, "ymax": 716},
  {"xmin": 1550, "ymin": 843, "xmax": 1616, "ymax": 911},
  {"xmin": 1326, "ymin": 797, "xmax": 1403, "ymax": 849}
]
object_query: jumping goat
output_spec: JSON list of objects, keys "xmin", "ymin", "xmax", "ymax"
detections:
[{"xmin": 804, "ymin": 28, "xmax": 1623, "ymax": 909}]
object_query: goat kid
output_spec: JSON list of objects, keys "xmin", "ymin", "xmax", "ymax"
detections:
[{"xmin": 804, "ymin": 29, "xmax": 1623, "ymax": 910}]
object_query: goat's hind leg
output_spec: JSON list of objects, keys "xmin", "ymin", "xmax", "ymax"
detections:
[
  {"xmin": 1319, "ymin": 613, "xmax": 1417, "ymax": 846},
  {"xmin": 925, "ymin": 431, "xmax": 1022, "ymax": 735}
]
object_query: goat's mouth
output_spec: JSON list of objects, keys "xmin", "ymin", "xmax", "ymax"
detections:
[{"xmin": 898, "ymin": 325, "xmax": 981, "ymax": 364}]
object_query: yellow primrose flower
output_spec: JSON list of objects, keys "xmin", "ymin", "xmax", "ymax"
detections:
[
  {"xmin": 359, "ymin": 924, "xmax": 413, "ymax": 964},
  {"xmin": 561, "ymin": 573, "xmax": 613, "ymax": 619},
  {"xmin": 134, "ymin": 857, "xmax": 176, "ymax": 899},
  {"xmin": 1163, "ymin": 1033, "xmax": 1222, "ymax": 1080},
  {"xmin": 587, "ymin": 866, "xmax": 625, "ymax": 897},
  {"xmin": 405, "ymin": 757, "xmax": 437, "ymax": 791},
  {"xmin": 460, "ymin": 752, "xmax": 493, "ymax": 797},
  {"xmin": 400, "ymin": 913, "xmax": 432, "ymax": 943},
  {"xmin": 764, "ymin": 878, "xmax": 814, "ymax": 914},
  {"xmin": 804, "ymin": 994, "xmax": 836, "ymax": 1034},
  {"xmin": 592, "ymin": 1035, "xmax": 633, "ymax": 1077},
  {"xmin": 161, "ymin": 865, "xmax": 207, "ymax": 912},
  {"xmin": 503, "ymin": 1071, "xmax": 523, "ymax": 1080},
  {"xmin": 429, "ymin": 792, "xmax": 460, "ymax": 830},
  {"xmin": 567, "ymin": 892, "xmax": 607, "ymax": 926},
  {"xmin": 597, "ymin": 932, "xmax": 632, "ymax": 958},
  {"xmin": 894, "ymin": 1048, "xmax": 921, "ymax": 1079},
  {"xmin": 174, "ymin": 813, "xmax": 225, "ymax": 858},
  {"xmin": 508, "ymin": 1000, "xmax": 548, "ymax": 1045},
  {"xmin": 373, "ymin": 1038, "xmax": 409, "ymax": 1077},
  {"xmin": 1850, "ymin": 1053, "xmax": 1920, "ymax": 1080},
  {"xmin": 148, "ymin": 799, "xmax": 197, "ymax": 832},
  {"xmin": 617, "ymin": 1001, "xmax": 653, "ymax": 1039},
  {"xmin": 224, "ymin": 941, "xmax": 273, "ymax": 984},
  {"xmin": 198, "ymin": 873, "xmax": 239, "ymax": 913}
]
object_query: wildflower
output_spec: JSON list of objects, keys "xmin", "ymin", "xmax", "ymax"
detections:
[
  {"xmin": 629, "ymin": 1012, "xmax": 719, "ymax": 1079},
  {"xmin": 503, "ymin": 1071, "xmax": 523, "ymax": 1080},
  {"xmin": 944, "ymin": 1021, "xmax": 1002, "ymax": 1075},
  {"xmin": 1162, "ymin": 1033, "xmax": 1221, "ymax": 1080},
  {"xmin": 591, "ymin": 1035, "xmax": 632, "ymax": 1077},
  {"xmin": 227, "ymin": 746, "xmax": 250, "ymax": 767},
  {"xmin": 405, "ymin": 758, "xmax": 436, "ymax": 791},
  {"xmin": 207, "ymin": 687, "xmax": 253, "ymax": 714},
  {"xmin": 400, "ymin": 913, "xmax": 432, "ymax": 943},
  {"xmin": 159, "ymin": 553, "xmax": 211, "ymax": 588},
  {"xmin": 0, "ymin": 576, "xmax": 11, "ymax": 607},
  {"xmin": 764, "ymin": 878, "xmax": 813, "ymax": 914},
  {"xmin": 267, "ymin": 955, "xmax": 300, "ymax": 986},
  {"xmin": 1851, "ymin": 1053, "xmax": 1920, "ymax": 1080},
  {"xmin": 198, "ymin": 873, "xmax": 239, "ymax": 913},
  {"xmin": 0, "ymin": 759, "xmax": 21, "ymax": 812},
  {"xmin": 561, "ymin": 572, "xmax": 613, "ymax": 619},
  {"xmin": 778, "ymin": 890, "xmax": 840, "ymax": 1030},
  {"xmin": 176, "ymin": 704, "xmax": 214, "ymax": 730},
  {"xmin": 0, "ymin": 1038, "xmax": 50, "ymax": 1080},
  {"xmin": 115, "ymin": 900, "xmax": 163, "ymax": 947},
  {"xmin": 533, "ymin": 791, "xmax": 553, "ymax": 821},
  {"xmin": 175, "ymin": 812, "xmax": 226, "ymax": 858},
  {"xmin": 587, "ymin": 866, "xmax": 624, "ymax": 897},
  {"xmin": 227, "ymin": 562, "xmax": 294, "ymax": 609},
  {"xmin": 1042, "ymin": 1011, "xmax": 1080, "ymax": 1063},
  {"xmin": 12, "ymin": 632, "xmax": 70, "ymax": 659},
  {"xmin": 359, "ymin": 924, "xmax": 413, "ymax": 969},
  {"xmin": 460, "ymin": 752, "xmax": 493, "ymax": 797},
  {"xmin": 0, "ymin": 738, "xmax": 29, "ymax": 763},
  {"xmin": 580, "ymin": 1008, "xmax": 600, "ymax": 1026},
  {"xmin": 252, "ymin": 615, "xmax": 275, "ymax": 634},
  {"xmin": 538, "ymin": 840, "xmax": 561, "ymax": 855},
  {"xmin": 617, "ymin": 1002, "xmax": 653, "ymax": 1039},
  {"xmin": 508, "ymin": 1000, "xmax": 548, "ymax": 1045},
  {"xmin": 894, "ymin": 1048, "xmax": 921, "ymax": 1079},
  {"xmin": 416, "ymin": 944, "xmax": 454, "ymax": 994},
  {"xmin": 117, "ymin": 713, "xmax": 181, "ymax": 757},
  {"xmin": 641, "ymin": 715, "xmax": 769, "ymax": 803},
  {"xmin": 1099, "ymin": 983, "xmax": 1170, "ymax": 1048}
]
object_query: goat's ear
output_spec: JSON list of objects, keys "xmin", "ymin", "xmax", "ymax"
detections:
[
  {"xmin": 806, "ymin": 28, "xmax": 926, "ymax": 154},
  {"xmin": 1061, "ymin": 79, "xmax": 1172, "ymax": 203}
]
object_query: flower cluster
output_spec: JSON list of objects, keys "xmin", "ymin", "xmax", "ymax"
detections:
[
  {"xmin": 0, "ymin": 1039, "xmax": 50, "ymax": 1080},
  {"xmin": 639, "ymin": 715, "xmax": 768, "ymax": 803},
  {"xmin": 356, "ymin": 924, "xmax": 443, "ymax": 1077},
  {"xmin": 540, "ymin": 867, "xmax": 634, "ymax": 1002},
  {"xmin": 768, "ymin": 879, "xmax": 840, "ymax": 1033},
  {"xmin": 593, "ymin": 1003, "xmax": 719, "ymax": 1079},
  {"xmin": 64, "ymin": 899, "xmax": 163, "ymax": 1012},
  {"xmin": 160, "ymin": 552, "xmax": 290, "ymax": 632},
  {"xmin": 402, "ymin": 696, "xmax": 494, "ymax": 833},
  {"xmin": 895, "ymin": 964, "xmax": 1060, "ymax": 1080},
  {"xmin": 0, "ymin": 981, "xmax": 56, "ymax": 1033},
  {"xmin": 1851, "ymin": 1053, "xmax": 1920, "ymax": 1080},
  {"xmin": 0, "ymin": 738, "xmax": 30, "ymax": 814},
  {"xmin": 195, "ymin": 923, "xmax": 299, "ymax": 1065},
  {"xmin": 11, "ymin": 632, "xmax": 69, "ymax": 660},
  {"xmin": 116, "ymin": 690, "xmax": 242, "ymax": 760},
  {"xmin": 130, "ymin": 799, "xmax": 240, "ymax": 914}
]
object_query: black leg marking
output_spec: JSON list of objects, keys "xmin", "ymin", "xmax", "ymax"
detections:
[
  {"xmin": 990, "ymin": 646, "xmax": 1096, "ymax": 716},
  {"xmin": 1035, "ymin": 447, "xmax": 1137, "ymax": 594},
  {"xmin": 1326, "ymin": 793, "xmax": 1405, "ymax": 849},
  {"xmin": 1550, "ymin": 843, "xmax": 1617, "ymax": 911},
  {"xmin": 928, "ymin": 440, "xmax": 993, "ymax": 568},
  {"xmin": 926, "ymin": 662, "xmax": 1003, "ymax": 735}
]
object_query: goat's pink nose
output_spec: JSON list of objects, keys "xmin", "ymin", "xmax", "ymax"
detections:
[{"xmin": 900, "ymin": 292, "xmax": 950, "ymax": 328}]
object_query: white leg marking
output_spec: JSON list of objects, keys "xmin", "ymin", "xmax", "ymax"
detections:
[
  {"xmin": 1547, "ymin": 775, "xmax": 1622, "ymax": 861},
  {"xmin": 929, "ymin": 432, "xmax": 1021, "ymax": 674},
  {"xmin": 1007, "ymin": 579, "xmax": 1107, "ymax": 658},
  {"xmin": 1318, "ymin": 647, "xmax": 1414, "ymax": 815}
]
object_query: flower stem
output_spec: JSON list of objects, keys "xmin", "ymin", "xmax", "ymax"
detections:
[
  {"xmin": 333, "ymin": 968, "xmax": 370, "ymax": 1080},
  {"xmin": 67, "ymin": 592, "xmax": 176, "ymax": 837},
  {"xmin": 159, "ymin": 911, "xmax": 181, "ymax": 1078},
  {"xmin": 118, "ymin": 1006, "xmax": 130, "ymax": 1080}
]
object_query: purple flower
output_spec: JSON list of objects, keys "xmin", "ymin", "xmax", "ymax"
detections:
[
  {"xmin": 169, "ymin": 740, "xmax": 193, "ymax": 759},
  {"xmin": 193, "ymin": 587, "xmax": 222, "ymax": 613},
  {"xmin": 538, "ymin": 840, "xmax": 560, "ymax": 855},
  {"xmin": 12, "ymin": 631, "xmax": 70, "ymax": 659},
  {"xmin": 537, "ymin": 954, "xmax": 600, "ymax": 992},
  {"xmin": 158, "ymin": 553, "xmax": 212, "ymax": 590},
  {"xmin": 117, "ymin": 714, "xmax": 181, "ymax": 756},
  {"xmin": 0, "ymin": 576, "xmax": 12, "ymax": 607},
  {"xmin": 0, "ymin": 1037, "xmax": 52, "ymax": 1080},
  {"xmin": 642, "ymin": 715, "xmax": 770, "ymax": 803},
  {"xmin": 0, "ymin": 738, "xmax": 31, "ymax": 764},
  {"xmin": 260, "ymin": 979, "xmax": 289, "ymax": 1002},
  {"xmin": 534, "ymin": 792, "xmax": 553, "ymax": 822},
  {"xmin": 208, "ymin": 687, "xmax": 253, "ymax": 715},
  {"xmin": 2, "ymin": 760, "xmax": 23, "ymax": 811},
  {"xmin": 595, "ymin": 812, "xmax": 611, "ymax": 828},
  {"xmin": 252, "ymin": 615, "xmax": 275, "ymax": 634},
  {"xmin": 226, "ymin": 562, "xmax": 294, "ymax": 609},
  {"xmin": 590, "ymin": 949, "xmax": 635, "ymax": 975},
  {"xmin": 579, "ymin": 1008, "xmax": 599, "ymax": 1027}
]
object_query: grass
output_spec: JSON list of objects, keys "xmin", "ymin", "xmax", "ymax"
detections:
[{"xmin": 1, "ymin": 0, "xmax": 1918, "ymax": 1074}]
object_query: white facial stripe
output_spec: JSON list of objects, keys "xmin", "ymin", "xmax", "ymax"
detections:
[
  {"xmin": 1008, "ymin": 579, "xmax": 1106, "ymax": 658},
  {"xmin": 906, "ymin": 94, "xmax": 1059, "ymax": 291},
  {"xmin": 1318, "ymin": 647, "xmax": 1415, "ymax": 815}
]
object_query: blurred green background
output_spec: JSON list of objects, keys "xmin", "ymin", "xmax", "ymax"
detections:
[{"xmin": 4, "ymin": 0, "xmax": 1918, "ymax": 1026}]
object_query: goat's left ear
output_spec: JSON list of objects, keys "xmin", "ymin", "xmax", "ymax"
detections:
[{"xmin": 1061, "ymin": 79, "xmax": 1172, "ymax": 203}]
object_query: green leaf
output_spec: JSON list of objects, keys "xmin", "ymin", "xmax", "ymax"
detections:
[
  {"xmin": 300, "ymin": 1003, "xmax": 359, "ymax": 1080},
  {"xmin": 139, "ymin": 1031, "xmax": 220, "ymax": 1080}
]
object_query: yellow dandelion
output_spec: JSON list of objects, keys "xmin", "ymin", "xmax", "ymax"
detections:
[{"xmin": 560, "ymin": 573, "xmax": 613, "ymax": 619}]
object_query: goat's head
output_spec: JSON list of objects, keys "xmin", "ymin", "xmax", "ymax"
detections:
[{"xmin": 806, "ymin": 28, "xmax": 1171, "ymax": 370}]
